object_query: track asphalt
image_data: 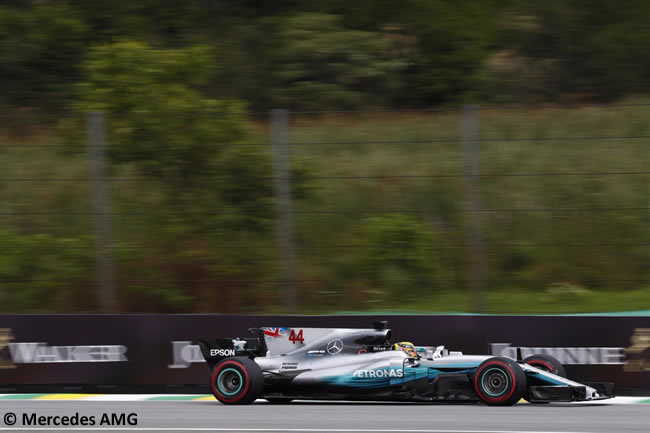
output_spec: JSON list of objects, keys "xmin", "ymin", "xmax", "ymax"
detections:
[{"xmin": 0, "ymin": 398, "xmax": 649, "ymax": 432}]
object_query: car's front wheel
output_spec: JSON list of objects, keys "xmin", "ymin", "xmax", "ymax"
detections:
[
  {"xmin": 522, "ymin": 354, "xmax": 566, "ymax": 403},
  {"xmin": 210, "ymin": 357, "xmax": 263, "ymax": 405},
  {"xmin": 523, "ymin": 354, "xmax": 566, "ymax": 377},
  {"xmin": 474, "ymin": 357, "xmax": 527, "ymax": 406}
]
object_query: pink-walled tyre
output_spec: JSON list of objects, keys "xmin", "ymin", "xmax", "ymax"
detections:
[
  {"xmin": 523, "ymin": 354, "xmax": 566, "ymax": 403},
  {"xmin": 211, "ymin": 357, "xmax": 263, "ymax": 405},
  {"xmin": 474, "ymin": 357, "xmax": 527, "ymax": 406},
  {"xmin": 523, "ymin": 354, "xmax": 566, "ymax": 377}
]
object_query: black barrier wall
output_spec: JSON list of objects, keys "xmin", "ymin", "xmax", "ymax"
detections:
[{"xmin": 1, "ymin": 315, "xmax": 649, "ymax": 394}]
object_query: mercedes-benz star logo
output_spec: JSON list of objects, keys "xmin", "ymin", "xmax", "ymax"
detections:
[{"xmin": 327, "ymin": 339, "xmax": 343, "ymax": 355}]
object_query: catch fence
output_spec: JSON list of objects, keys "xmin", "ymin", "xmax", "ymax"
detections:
[{"xmin": 0, "ymin": 104, "xmax": 648, "ymax": 313}]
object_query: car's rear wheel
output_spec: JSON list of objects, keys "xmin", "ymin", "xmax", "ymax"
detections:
[
  {"xmin": 211, "ymin": 357, "xmax": 263, "ymax": 405},
  {"xmin": 474, "ymin": 357, "xmax": 526, "ymax": 406},
  {"xmin": 523, "ymin": 354, "xmax": 566, "ymax": 403}
]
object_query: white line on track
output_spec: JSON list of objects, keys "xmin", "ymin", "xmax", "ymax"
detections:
[
  {"xmin": 0, "ymin": 429, "xmax": 607, "ymax": 433},
  {"xmin": 4, "ymin": 396, "xmax": 648, "ymax": 404}
]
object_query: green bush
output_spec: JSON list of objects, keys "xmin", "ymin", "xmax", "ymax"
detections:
[
  {"xmin": 0, "ymin": 228, "xmax": 93, "ymax": 312},
  {"xmin": 0, "ymin": 3, "xmax": 87, "ymax": 108},
  {"xmin": 360, "ymin": 214, "xmax": 438, "ymax": 303},
  {"xmin": 273, "ymin": 13, "xmax": 404, "ymax": 110}
]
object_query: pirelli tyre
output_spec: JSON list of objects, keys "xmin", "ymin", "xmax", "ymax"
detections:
[
  {"xmin": 523, "ymin": 354, "xmax": 566, "ymax": 377},
  {"xmin": 523, "ymin": 354, "xmax": 566, "ymax": 403},
  {"xmin": 474, "ymin": 357, "xmax": 526, "ymax": 406},
  {"xmin": 211, "ymin": 357, "xmax": 263, "ymax": 405}
]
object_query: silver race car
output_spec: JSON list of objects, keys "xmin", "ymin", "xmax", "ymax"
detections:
[{"xmin": 198, "ymin": 321, "xmax": 614, "ymax": 405}]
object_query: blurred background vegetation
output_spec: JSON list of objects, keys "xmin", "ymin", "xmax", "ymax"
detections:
[{"xmin": 0, "ymin": 0, "xmax": 648, "ymax": 313}]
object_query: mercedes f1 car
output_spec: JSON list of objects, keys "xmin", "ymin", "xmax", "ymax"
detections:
[{"xmin": 197, "ymin": 322, "xmax": 614, "ymax": 405}]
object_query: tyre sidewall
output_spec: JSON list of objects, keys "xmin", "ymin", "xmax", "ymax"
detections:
[
  {"xmin": 211, "ymin": 357, "xmax": 263, "ymax": 404},
  {"xmin": 474, "ymin": 357, "xmax": 526, "ymax": 406},
  {"xmin": 522, "ymin": 354, "xmax": 566, "ymax": 403}
]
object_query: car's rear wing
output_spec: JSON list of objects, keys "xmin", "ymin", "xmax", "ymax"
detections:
[{"xmin": 197, "ymin": 328, "xmax": 268, "ymax": 370}]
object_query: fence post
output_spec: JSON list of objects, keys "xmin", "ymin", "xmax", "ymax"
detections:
[
  {"xmin": 461, "ymin": 105, "xmax": 486, "ymax": 312},
  {"xmin": 270, "ymin": 109, "xmax": 298, "ymax": 312},
  {"xmin": 86, "ymin": 112, "xmax": 118, "ymax": 312}
]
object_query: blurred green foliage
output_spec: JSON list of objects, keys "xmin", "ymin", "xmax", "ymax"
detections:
[
  {"xmin": 0, "ymin": 1, "xmax": 648, "ymax": 313},
  {"xmin": 1, "ymin": 104, "xmax": 648, "ymax": 313},
  {"xmin": 56, "ymin": 40, "xmax": 281, "ymax": 312},
  {"xmin": 2, "ymin": 0, "xmax": 650, "ymax": 111},
  {"xmin": 361, "ymin": 214, "xmax": 437, "ymax": 303},
  {"xmin": 0, "ymin": 3, "xmax": 87, "ymax": 109},
  {"xmin": 75, "ymin": 40, "xmax": 249, "ymax": 182},
  {"xmin": 482, "ymin": 0, "xmax": 650, "ymax": 102},
  {"xmin": 285, "ymin": 105, "xmax": 649, "ymax": 313},
  {"xmin": 273, "ymin": 13, "xmax": 404, "ymax": 109},
  {"xmin": 0, "ymin": 228, "xmax": 93, "ymax": 312}
]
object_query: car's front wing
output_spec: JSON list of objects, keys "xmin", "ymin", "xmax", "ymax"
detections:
[{"xmin": 528, "ymin": 382, "xmax": 615, "ymax": 403}]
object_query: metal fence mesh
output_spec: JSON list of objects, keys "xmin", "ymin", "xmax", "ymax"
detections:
[{"xmin": 0, "ymin": 105, "xmax": 648, "ymax": 312}]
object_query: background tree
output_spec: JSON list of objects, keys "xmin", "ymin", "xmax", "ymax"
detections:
[
  {"xmin": 272, "ymin": 13, "xmax": 404, "ymax": 110},
  {"xmin": 71, "ymin": 40, "xmax": 276, "ymax": 311},
  {"xmin": 496, "ymin": 0, "xmax": 650, "ymax": 101},
  {"xmin": 0, "ymin": 3, "xmax": 87, "ymax": 109}
]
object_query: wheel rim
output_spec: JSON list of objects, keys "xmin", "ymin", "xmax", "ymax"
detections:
[
  {"xmin": 217, "ymin": 368, "xmax": 243, "ymax": 396},
  {"xmin": 481, "ymin": 367, "xmax": 510, "ymax": 397}
]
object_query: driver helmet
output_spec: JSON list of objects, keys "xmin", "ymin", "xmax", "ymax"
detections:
[{"xmin": 393, "ymin": 341, "xmax": 417, "ymax": 358}]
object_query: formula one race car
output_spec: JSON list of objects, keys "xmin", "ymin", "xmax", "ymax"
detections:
[{"xmin": 197, "ymin": 322, "xmax": 614, "ymax": 405}]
